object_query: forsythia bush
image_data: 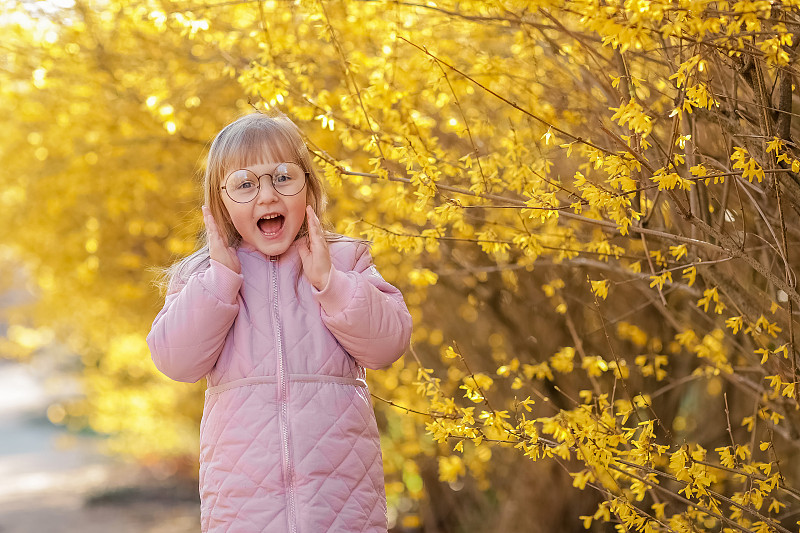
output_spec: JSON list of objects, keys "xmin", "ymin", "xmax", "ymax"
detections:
[{"xmin": 3, "ymin": 0, "xmax": 800, "ymax": 530}]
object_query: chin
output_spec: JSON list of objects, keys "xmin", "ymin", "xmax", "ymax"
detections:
[
  {"xmin": 254, "ymin": 234, "xmax": 296, "ymax": 256},
  {"xmin": 258, "ymin": 243, "xmax": 291, "ymax": 257}
]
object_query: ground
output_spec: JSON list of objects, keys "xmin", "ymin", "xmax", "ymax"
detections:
[{"xmin": 0, "ymin": 360, "xmax": 200, "ymax": 533}]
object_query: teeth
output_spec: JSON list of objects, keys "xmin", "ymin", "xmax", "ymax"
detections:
[{"xmin": 260, "ymin": 214, "xmax": 280, "ymax": 220}]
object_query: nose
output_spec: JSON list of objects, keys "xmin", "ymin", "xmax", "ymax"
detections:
[{"xmin": 255, "ymin": 176, "xmax": 279, "ymax": 204}]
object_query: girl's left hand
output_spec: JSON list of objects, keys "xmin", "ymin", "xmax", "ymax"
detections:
[{"xmin": 298, "ymin": 205, "xmax": 332, "ymax": 291}]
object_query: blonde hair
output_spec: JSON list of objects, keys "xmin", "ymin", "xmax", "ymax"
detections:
[{"xmin": 158, "ymin": 111, "xmax": 327, "ymax": 294}]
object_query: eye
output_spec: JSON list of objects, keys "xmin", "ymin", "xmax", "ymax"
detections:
[
  {"xmin": 234, "ymin": 179, "xmax": 257, "ymax": 190},
  {"xmin": 228, "ymin": 172, "xmax": 257, "ymax": 190},
  {"xmin": 274, "ymin": 173, "xmax": 292, "ymax": 183}
]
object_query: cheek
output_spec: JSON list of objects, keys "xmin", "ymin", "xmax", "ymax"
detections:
[
  {"xmin": 220, "ymin": 199, "xmax": 245, "ymax": 236},
  {"xmin": 288, "ymin": 197, "xmax": 308, "ymax": 235},
  {"xmin": 289, "ymin": 193, "xmax": 307, "ymax": 216},
  {"xmin": 231, "ymin": 214, "xmax": 249, "ymax": 235}
]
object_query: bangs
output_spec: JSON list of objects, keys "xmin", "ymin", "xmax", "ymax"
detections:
[
  {"xmin": 206, "ymin": 113, "xmax": 322, "ymax": 214},
  {"xmin": 221, "ymin": 125, "xmax": 303, "ymax": 173}
]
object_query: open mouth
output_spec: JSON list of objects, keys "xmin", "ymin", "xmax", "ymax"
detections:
[{"xmin": 257, "ymin": 214, "xmax": 285, "ymax": 236}]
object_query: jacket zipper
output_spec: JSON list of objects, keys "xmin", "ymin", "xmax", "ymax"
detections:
[{"xmin": 271, "ymin": 255, "xmax": 297, "ymax": 533}]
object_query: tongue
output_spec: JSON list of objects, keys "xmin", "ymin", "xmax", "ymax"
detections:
[{"xmin": 258, "ymin": 216, "xmax": 283, "ymax": 234}]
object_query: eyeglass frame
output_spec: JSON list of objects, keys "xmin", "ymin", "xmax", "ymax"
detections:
[{"xmin": 220, "ymin": 163, "xmax": 310, "ymax": 203}]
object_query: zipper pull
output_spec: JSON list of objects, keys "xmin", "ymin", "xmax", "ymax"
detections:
[{"xmin": 269, "ymin": 255, "xmax": 278, "ymax": 263}]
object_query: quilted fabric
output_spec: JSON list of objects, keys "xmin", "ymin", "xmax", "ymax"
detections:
[{"xmin": 146, "ymin": 238, "xmax": 412, "ymax": 532}]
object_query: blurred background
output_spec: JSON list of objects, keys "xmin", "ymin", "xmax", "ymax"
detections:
[
  {"xmin": 3, "ymin": 0, "xmax": 800, "ymax": 532},
  {"xmin": 0, "ymin": 353, "xmax": 199, "ymax": 532}
]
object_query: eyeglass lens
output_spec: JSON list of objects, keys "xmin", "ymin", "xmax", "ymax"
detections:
[{"xmin": 224, "ymin": 163, "xmax": 306, "ymax": 202}]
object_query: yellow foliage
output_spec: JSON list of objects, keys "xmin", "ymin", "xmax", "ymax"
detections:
[{"xmin": 4, "ymin": 0, "xmax": 800, "ymax": 529}]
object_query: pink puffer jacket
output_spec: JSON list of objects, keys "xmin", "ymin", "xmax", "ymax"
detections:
[{"xmin": 146, "ymin": 238, "xmax": 412, "ymax": 532}]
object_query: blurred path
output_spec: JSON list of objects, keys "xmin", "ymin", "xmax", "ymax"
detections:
[{"xmin": 0, "ymin": 360, "xmax": 200, "ymax": 533}]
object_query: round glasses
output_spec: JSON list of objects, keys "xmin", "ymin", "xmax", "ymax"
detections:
[{"xmin": 221, "ymin": 162, "xmax": 308, "ymax": 203}]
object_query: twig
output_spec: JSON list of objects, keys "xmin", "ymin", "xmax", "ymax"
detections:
[
  {"xmin": 311, "ymin": 157, "xmax": 728, "ymax": 252},
  {"xmin": 397, "ymin": 36, "xmax": 614, "ymax": 154},
  {"xmin": 724, "ymin": 393, "xmax": 737, "ymax": 453}
]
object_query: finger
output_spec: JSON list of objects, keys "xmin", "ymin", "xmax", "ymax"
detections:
[
  {"xmin": 205, "ymin": 214, "xmax": 220, "ymax": 243},
  {"xmin": 203, "ymin": 206, "xmax": 215, "ymax": 227},
  {"xmin": 202, "ymin": 206, "xmax": 215, "ymax": 232},
  {"xmin": 204, "ymin": 209, "xmax": 223, "ymax": 239},
  {"xmin": 305, "ymin": 205, "xmax": 315, "ymax": 229},
  {"xmin": 305, "ymin": 206, "xmax": 319, "ymax": 244},
  {"xmin": 204, "ymin": 210, "xmax": 227, "ymax": 251},
  {"xmin": 313, "ymin": 210, "xmax": 324, "ymax": 237},
  {"xmin": 307, "ymin": 206, "xmax": 325, "ymax": 243}
]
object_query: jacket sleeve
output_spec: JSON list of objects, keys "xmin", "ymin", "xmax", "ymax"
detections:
[
  {"xmin": 312, "ymin": 243, "xmax": 412, "ymax": 370},
  {"xmin": 146, "ymin": 259, "xmax": 243, "ymax": 383}
]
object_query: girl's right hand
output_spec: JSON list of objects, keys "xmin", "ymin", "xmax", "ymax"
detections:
[{"xmin": 203, "ymin": 205, "xmax": 241, "ymax": 274}]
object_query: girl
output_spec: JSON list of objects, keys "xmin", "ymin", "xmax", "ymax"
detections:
[{"xmin": 146, "ymin": 112, "xmax": 412, "ymax": 533}]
